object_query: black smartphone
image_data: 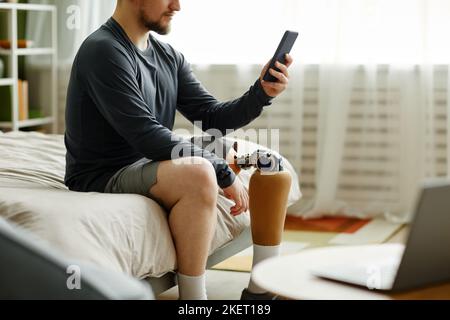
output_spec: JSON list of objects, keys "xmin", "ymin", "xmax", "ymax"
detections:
[{"xmin": 263, "ymin": 31, "xmax": 299, "ymax": 82}]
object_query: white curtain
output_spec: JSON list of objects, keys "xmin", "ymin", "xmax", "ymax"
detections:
[
  {"xmin": 296, "ymin": 0, "xmax": 450, "ymax": 222},
  {"xmin": 168, "ymin": 0, "xmax": 450, "ymax": 222}
]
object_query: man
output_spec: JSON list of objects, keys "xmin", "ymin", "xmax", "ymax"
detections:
[{"xmin": 65, "ymin": 0, "xmax": 293, "ymax": 300}]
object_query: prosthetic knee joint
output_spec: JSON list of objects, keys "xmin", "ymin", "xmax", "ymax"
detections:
[{"xmin": 234, "ymin": 151, "xmax": 291, "ymax": 246}]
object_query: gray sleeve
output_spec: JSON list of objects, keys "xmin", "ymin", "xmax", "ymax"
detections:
[{"xmin": 77, "ymin": 41, "xmax": 235, "ymax": 188}]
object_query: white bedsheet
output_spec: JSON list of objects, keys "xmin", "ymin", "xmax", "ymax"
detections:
[{"xmin": 0, "ymin": 131, "xmax": 301, "ymax": 278}]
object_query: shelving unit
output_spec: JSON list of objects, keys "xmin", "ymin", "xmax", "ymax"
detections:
[{"xmin": 0, "ymin": 2, "xmax": 57, "ymax": 133}]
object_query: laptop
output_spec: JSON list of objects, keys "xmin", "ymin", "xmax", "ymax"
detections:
[{"xmin": 310, "ymin": 179, "xmax": 450, "ymax": 292}]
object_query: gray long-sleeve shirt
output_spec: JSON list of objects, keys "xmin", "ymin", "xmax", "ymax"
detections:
[{"xmin": 64, "ymin": 18, "xmax": 273, "ymax": 192}]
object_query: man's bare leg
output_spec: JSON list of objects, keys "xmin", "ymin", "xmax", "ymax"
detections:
[{"xmin": 149, "ymin": 157, "xmax": 219, "ymax": 299}]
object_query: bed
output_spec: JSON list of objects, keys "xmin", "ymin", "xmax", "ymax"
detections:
[{"xmin": 0, "ymin": 131, "xmax": 301, "ymax": 296}]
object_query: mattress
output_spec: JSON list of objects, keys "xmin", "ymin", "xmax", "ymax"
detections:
[{"xmin": 0, "ymin": 131, "xmax": 301, "ymax": 279}]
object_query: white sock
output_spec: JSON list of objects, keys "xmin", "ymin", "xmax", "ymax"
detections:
[
  {"xmin": 248, "ymin": 244, "xmax": 281, "ymax": 294},
  {"xmin": 177, "ymin": 272, "xmax": 208, "ymax": 300}
]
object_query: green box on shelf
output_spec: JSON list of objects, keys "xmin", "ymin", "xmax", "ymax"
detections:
[{"xmin": 28, "ymin": 109, "xmax": 43, "ymax": 119}]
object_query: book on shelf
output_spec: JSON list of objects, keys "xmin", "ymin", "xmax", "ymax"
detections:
[{"xmin": 18, "ymin": 79, "xmax": 28, "ymax": 121}]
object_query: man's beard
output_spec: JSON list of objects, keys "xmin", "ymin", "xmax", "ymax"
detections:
[{"xmin": 139, "ymin": 10, "xmax": 171, "ymax": 35}]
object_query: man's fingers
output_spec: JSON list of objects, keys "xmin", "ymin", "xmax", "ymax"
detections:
[
  {"xmin": 231, "ymin": 204, "xmax": 241, "ymax": 212},
  {"xmin": 275, "ymin": 61, "xmax": 289, "ymax": 78},
  {"xmin": 233, "ymin": 192, "xmax": 249, "ymax": 216},
  {"xmin": 258, "ymin": 55, "xmax": 292, "ymax": 97},
  {"xmin": 269, "ymin": 69, "xmax": 289, "ymax": 84},
  {"xmin": 231, "ymin": 196, "xmax": 242, "ymax": 212},
  {"xmin": 232, "ymin": 193, "xmax": 248, "ymax": 216},
  {"xmin": 261, "ymin": 61, "xmax": 271, "ymax": 75},
  {"xmin": 231, "ymin": 203, "xmax": 241, "ymax": 211},
  {"xmin": 285, "ymin": 54, "xmax": 294, "ymax": 68},
  {"xmin": 231, "ymin": 207, "xmax": 243, "ymax": 216}
]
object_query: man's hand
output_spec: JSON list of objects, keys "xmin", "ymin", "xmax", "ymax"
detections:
[
  {"xmin": 223, "ymin": 179, "xmax": 249, "ymax": 217},
  {"xmin": 260, "ymin": 54, "xmax": 293, "ymax": 98}
]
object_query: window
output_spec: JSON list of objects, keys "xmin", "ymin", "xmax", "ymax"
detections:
[{"xmin": 163, "ymin": 0, "xmax": 450, "ymax": 65}]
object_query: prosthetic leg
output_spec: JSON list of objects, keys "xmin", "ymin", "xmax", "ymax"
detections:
[
  {"xmin": 249, "ymin": 170, "xmax": 292, "ymax": 246},
  {"xmin": 234, "ymin": 151, "xmax": 292, "ymax": 299}
]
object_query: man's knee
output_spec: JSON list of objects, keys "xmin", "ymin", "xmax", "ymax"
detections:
[{"xmin": 181, "ymin": 157, "xmax": 218, "ymax": 204}]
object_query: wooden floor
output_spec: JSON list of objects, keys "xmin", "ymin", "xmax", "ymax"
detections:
[{"xmin": 157, "ymin": 226, "xmax": 409, "ymax": 300}]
